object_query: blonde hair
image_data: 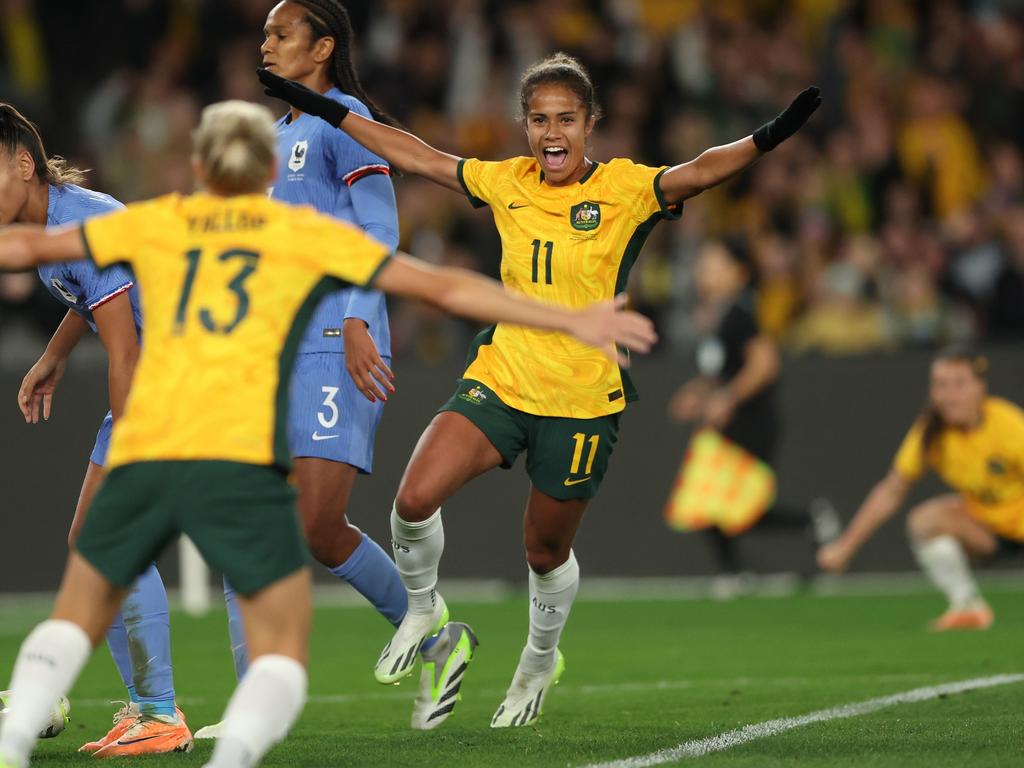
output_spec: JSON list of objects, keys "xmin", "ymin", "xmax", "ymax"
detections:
[{"xmin": 192, "ymin": 101, "xmax": 276, "ymax": 195}]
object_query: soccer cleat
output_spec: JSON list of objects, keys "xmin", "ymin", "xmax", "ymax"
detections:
[
  {"xmin": 374, "ymin": 595, "xmax": 449, "ymax": 685},
  {"xmin": 930, "ymin": 603, "xmax": 994, "ymax": 632},
  {"xmin": 92, "ymin": 711, "xmax": 193, "ymax": 758},
  {"xmin": 193, "ymin": 720, "xmax": 224, "ymax": 739},
  {"xmin": 79, "ymin": 701, "xmax": 139, "ymax": 753},
  {"xmin": 411, "ymin": 621, "xmax": 479, "ymax": 730},
  {"xmin": 490, "ymin": 649, "xmax": 565, "ymax": 728}
]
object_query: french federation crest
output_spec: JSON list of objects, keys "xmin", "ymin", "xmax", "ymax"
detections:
[
  {"xmin": 288, "ymin": 140, "xmax": 308, "ymax": 172},
  {"xmin": 571, "ymin": 201, "xmax": 601, "ymax": 231}
]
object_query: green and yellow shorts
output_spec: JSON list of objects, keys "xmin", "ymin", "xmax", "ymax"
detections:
[
  {"xmin": 439, "ymin": 379, "xmax": 620, "ymax": 500},
  {"xmin": 76, "ymin": 461, "xmax": 309, "ymax": 596}
]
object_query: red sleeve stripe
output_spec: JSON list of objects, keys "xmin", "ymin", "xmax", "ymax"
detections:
[
  {"xmin": 343, "ymin": 164, "xmax": 391, "ymax": 186},
  {"xmin": 88, "ymin": 282, "xmax": 134, "ymax": 311}
]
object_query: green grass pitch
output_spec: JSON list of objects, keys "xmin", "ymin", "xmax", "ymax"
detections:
[{"xmin": 4, "ymin": 587, "xmax": 1022, "ymax": 767}]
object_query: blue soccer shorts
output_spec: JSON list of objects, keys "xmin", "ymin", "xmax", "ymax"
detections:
[{"xmin": 287, "ymin": 352, "xmax": 386, "ymax": 474}]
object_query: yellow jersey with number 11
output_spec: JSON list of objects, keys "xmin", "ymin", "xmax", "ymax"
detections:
[
  {"xmin": 456, "ymin": 156, "xmax": 681, "ymax": 419},
  {"xmin": 81, "ymin": 192, "xmax": 391, "ymax": 470}
]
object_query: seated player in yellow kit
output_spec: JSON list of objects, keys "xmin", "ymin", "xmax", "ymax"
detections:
[
  {"xmin": 819, "ymin": 345, "xmax": 1024, "ymax": 630},
  {"xmin": 0, "ymin": 100, "xmax": 656, "ymax": 768}
]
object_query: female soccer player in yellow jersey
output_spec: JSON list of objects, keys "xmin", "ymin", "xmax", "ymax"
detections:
[
  {"xmin": 819, "ymin": 346, "xmax": 1024, "ymax": 631},
  {"xmin": 0, "ymin": 100, "xmax": 654, "ymax": 768},
  {"xmin": 259, "ymin": 54, "xmax": 821, "ymax": 726}
]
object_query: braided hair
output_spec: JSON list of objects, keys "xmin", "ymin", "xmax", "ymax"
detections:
[{"xmin": 290, "ymin": 0, "xmax": 398, "ymax": 128}]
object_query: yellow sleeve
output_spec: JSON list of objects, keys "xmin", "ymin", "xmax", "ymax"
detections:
[
  {"xmin": 456, "ymin": 158, "xmax": 502, "ymax": 209},
  {"xmin": 892, "ymin": 420, "xmax": 927, "ymax": 482},
  {"xmin": 301, "ymin": 211, "xmax": 392, "ymax": 288},
  {"xmin": 81, "ymin": 205, "xmax": 145, "ymax": 269},
  {"xmin": 618, "ymin": 160, "xmax": 683, "ymax": 224}
]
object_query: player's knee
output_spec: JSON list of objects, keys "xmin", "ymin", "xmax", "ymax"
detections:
[
  {"xmin": 526, "ymin": 545, "xmax": 567, "ymax": 575},
  {"xmin": 394, "ymin": 482, "xmax": 438, "ymax": 523},
  {"xmin": 906, "ymin": 503, "xmax": 946, "ymax": 541}
]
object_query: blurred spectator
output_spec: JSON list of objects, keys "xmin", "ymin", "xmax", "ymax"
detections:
[{"xmin": 3, "ymin": 0, "xmax": 1023, "ymax": 355}]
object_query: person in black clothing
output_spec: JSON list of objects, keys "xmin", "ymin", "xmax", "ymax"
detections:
[{"xmin": 668, "ymin": 238, "xmax": 836, "ymax": 577}]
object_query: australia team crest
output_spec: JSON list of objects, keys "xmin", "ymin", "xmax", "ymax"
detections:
[
  {"xmin": 571, "ymin": 201, "xmax": 601, "ymax": 231},
  {"xmin": 288, "ymin": 140, "xmax": 308, "ymax": 172}
]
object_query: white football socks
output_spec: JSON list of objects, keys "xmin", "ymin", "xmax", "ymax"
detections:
[
  {"xmin": 390, "ymin": 506, "xmax": 445, "ymax": 615},
  {"xmin": 204, "ymin": 654, "xmax": 307, "ymax": 768},
  {"xmin": 0, "ymin": 620, "xmax": 91, "ymax": 768},
  {"xmin": 520, "ymin": 551, "xmax": 580, "ymax": 675},
  {"xmin": 912, "ymin": 534, "xmax": 982, "ymax": 611}
]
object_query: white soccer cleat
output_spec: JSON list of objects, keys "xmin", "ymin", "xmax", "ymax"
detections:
[
  {"xmin": 375, "ymin": 595, "xmax": 448, "ymax": 685},
  {"xmin": 490, "ymin": 649, "xmax": 565, "ymax": 728},
  {"xmin": 193, "ymin": 720, "xmax": 224, "ymax": 739},
  {"xmin": 411, "ymin": 621, "xmax": 478, "ymax": 730},
  {"xmin": 0, "ymin": 691, "xmax": 70, "ymax": 739}
]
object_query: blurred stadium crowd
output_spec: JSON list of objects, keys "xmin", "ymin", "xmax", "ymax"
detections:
[{"xmin": 1, "ymin": 0, "xmax": 1023, "ymax": 361}]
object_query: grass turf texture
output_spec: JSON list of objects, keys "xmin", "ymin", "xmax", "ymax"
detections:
[{"xmin": 2, "ymin": 589, "xmax": 1022, "ymax": 767}]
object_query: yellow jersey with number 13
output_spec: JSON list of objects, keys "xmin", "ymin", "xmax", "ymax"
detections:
[
  {"xmin": 81, "ymin": 192, "xmax": 391, "ymax": 470},
  {"xmin": 457, "ymin": 156, "xmax": 680, "ymax": 419}
]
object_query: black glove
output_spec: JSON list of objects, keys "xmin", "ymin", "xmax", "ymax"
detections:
[
  {"xmin": 752, "ymin": 86, "xmax": 821, "ymax": 152},
  {"xmin": 257, "ymin": 67, "xmax": 350, "ymax": 127}
]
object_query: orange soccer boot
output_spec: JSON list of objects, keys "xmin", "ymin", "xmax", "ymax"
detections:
[
  {"xmin": 78, "ymin": 701, "xmax": 139, "ymax": 753},
  {"xmin": 92, "ymin": 708, "xmax": 193, "ymax": 758},
  {"xmin": 929, "ymin": 603, "xmax": 995, "ymax": 632}
]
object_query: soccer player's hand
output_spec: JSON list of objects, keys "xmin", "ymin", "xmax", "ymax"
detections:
[
  {"xmin": 817, "ymin": 540, "xmax": 852, "ymax": 573},
  {"xmin": 258, "ymin": 67, "xmax": 350, "ymax": 127},
  {"xmin": 572, "ymin": 295, "xmax": 657, "ymax": 367},
  {"xmin": 668, "ymin": 381, "xmax": 707, "ymax": 423},
  {"xmin": 702, "ymin": 389, "xmax": 736, "ymax": 429},
  {"xmin": 18, "ymin": 353, "xmax": 67, "ymax": 423},
  {"xmin": 343, "ymin": 318, "xmax": 394, "ymax": 403},
  {"xmin": 752, "ymin": 86, "xmax": 822, "ymax": 152}
]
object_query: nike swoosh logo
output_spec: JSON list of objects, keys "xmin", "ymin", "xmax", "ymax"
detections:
[
  {"xmin": 116, "ymin": 735, "xmax": 164, "ymax": 746},
  {"xmin": 563, "ymin": 476, "xmax": 591, "ymax": 487},
  {"xmin": 312, "ymin": 432, "xmax": 339, "ymax": 441},
  {"xmin": 508, "ymin": 203, "xmax": 530, "ymax": 210}
]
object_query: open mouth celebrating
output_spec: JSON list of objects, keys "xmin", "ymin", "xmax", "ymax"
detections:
[{"xmin": 542, "ymin": 146, "xmax": 568, "ymax": 171}]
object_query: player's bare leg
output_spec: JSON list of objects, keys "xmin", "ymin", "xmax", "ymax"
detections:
[
  {"xmin": 202, "ymin": 569, "xmax": 312, "ymax": 768},
  {"xmin": 907, "ymin": 494, "xmax": 996, "ymax": 630}
]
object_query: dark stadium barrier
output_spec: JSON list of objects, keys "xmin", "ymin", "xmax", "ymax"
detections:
[{"xmin": 2, "ymin": 346, "xmax": 1022, "ymax": 592}]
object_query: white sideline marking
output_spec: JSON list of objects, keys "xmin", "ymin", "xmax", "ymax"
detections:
[{"xmin": 580, "ymin": 674, "xmax": 1024, "ymax": 768}]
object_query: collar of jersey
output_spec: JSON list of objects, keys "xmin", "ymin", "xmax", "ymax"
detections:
[{"xmin": 538, "ymin": 159, "xmax": 600, "ymax": 186}]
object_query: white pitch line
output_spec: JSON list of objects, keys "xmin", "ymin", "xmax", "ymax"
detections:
[{"xmin": 580, "ymin": 673, "xmax": 1024, "ymax": 768}]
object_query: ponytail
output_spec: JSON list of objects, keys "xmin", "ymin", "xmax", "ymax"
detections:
[{"xmin": 0, "ymin": 103, "xmax": 86, "ymax": 186}]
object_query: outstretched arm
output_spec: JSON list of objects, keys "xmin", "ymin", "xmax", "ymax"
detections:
[
  {"xmin": 373, "ymin": 255, "xmax": 657, "ymax": 365},
  {"xmin": 659, "ymin": 87, "xmax": 821, "ymax": 205},
  {"xmin": 258, "ymin": 68, "xmax": 461, "ymax": 192},
  {"xmin": 0, "ymin": 224, "xmax": 85, "ymax": 270},
  {"xmin": 817, "ymin": 470, "xmax": 912, "ymax": 572}
]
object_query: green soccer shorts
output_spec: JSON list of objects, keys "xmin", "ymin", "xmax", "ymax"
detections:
[
  {"xmin": 76, "ymin": 460, "xmax": 310, "ymax": 596},
  {"xmin": 439, "ymin": 379, "xmax": 621, "ymax": 500}
]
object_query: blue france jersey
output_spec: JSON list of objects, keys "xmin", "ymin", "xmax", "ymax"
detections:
[
  {"xmin": 271, "ymin": 89, "xmax": 394, "ymax": 356},
  {"xmin": 38, "ymin": 184, "xmax": 142, "ymax": 334}
]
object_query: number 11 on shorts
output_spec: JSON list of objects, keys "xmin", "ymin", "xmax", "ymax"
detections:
[{"xmin": 569, "ymin": 433, "xmax": 599, "ymax": 477}]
